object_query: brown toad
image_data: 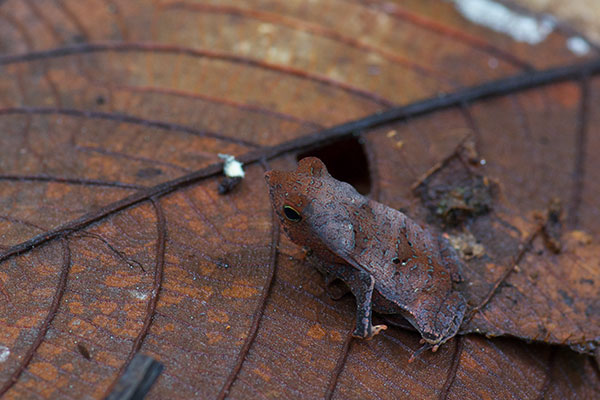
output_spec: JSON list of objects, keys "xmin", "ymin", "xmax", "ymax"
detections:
[{"xmin": 265, "ymin": 157, "xmax": 466, "ymax": 354}]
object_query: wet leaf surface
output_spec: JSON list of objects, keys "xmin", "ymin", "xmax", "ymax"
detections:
[{"xmin": 0, "ymin": 1, "xmax": 599, "ymax": 399}]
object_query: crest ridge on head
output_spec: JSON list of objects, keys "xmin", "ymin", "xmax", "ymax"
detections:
[{"xmin": 296, "ymin": 157, "xmax": 328, "ymax": 177}]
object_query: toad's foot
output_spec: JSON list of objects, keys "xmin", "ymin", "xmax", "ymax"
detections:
[
  {"xmin": 369, "ymin": 324, "xmax": 388, "ymax": 338},
  {"xmin": 353, "ymin": 324, "xmax": 388, "ymax": 340}
]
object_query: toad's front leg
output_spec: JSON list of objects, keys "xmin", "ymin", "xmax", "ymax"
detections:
[{"xmin": 329, "ymin": 263, "xmax": 387, "ymax": 339}]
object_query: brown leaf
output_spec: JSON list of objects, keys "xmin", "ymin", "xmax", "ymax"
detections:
[{"xmin": 0, "ymin": 1, "xmax": 599, "ymax": 399}]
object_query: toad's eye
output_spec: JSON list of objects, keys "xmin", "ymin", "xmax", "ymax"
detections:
[{"xmin": 283, "ymin": 205, "xmax": 302, "ymax": 222}]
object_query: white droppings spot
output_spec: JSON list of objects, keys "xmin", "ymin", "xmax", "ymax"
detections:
[
  {"xmin": 566, "ymin": 37, "xmax": 591, "ymax": 56},
  {"xmin": 130, "ymin": 290, "xmax": 148, "ymax": 300},
  {"xmin": 453, "ymin": 0, "xmax": 555, "ymax": 45},
  {"xmin": 0, "ymin": 346, "xmax": 10, "ymax": 362},
  {"xmin": 219, "ymin": 154, "xmax": 245, "ymax": 178}
]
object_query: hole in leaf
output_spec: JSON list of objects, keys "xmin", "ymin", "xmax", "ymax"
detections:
[{"xmin": 297, "ymin": 136, "xmax": 371, "ymax": 194}]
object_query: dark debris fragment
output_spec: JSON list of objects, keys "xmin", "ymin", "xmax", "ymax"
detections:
[
  {"xmin": 414, "ymin": 156, "xmax": 496, "ymax": 226},
  {"xmin": 218, "ymin": 176, "xmax": 243, "ymax": 195},
  {"xmin": 104, "ymin": 353, "xmax": 164, "ymax": 400},
  {"xmin": 217, "ymin": 154, "xmax": 245, "ymax": 195},
  {"xmin": 77, "ymin": 343, "xmax": 91, "ymax": 360},
  {"xmin": 537, "ymin": 197, "xmax": 563, "ymax": 254}
]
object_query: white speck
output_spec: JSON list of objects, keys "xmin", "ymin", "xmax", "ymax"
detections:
[
  {"xmin": 453, "ymin": 0, "xmax": 555, "ymax": 45},
  {"xmin": 0, "ymin": 346, "xmax": 10, "ymax": 362},
  {"xmin": 566, "ymin": 37, "xmax": 591, "ymax": 56},
  {"xmin": 219, "ymin": 154, "xmax": 245, "ymax": 178},
  {"xmin": 480, "ymin": 159, "xmax": 487, "ymax": 165},
  {"xmin": 130, "ymin": 290, "xmax": 148, "ymax": 300}
]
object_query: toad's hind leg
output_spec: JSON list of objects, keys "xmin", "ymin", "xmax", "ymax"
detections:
[{"xmin": 330, "ymin": 263, "xmax": 387, "ymax": 339}]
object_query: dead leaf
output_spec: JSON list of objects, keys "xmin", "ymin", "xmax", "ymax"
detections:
[{"xmin": 0, "ymin": 1, "xmax": 599, "ymax": 399}]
